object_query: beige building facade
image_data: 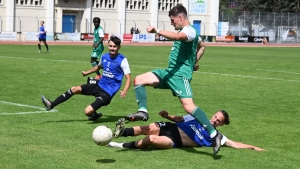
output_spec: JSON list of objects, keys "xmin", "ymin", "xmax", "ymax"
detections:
[{"xmin": 0, "ymin": 0, "xmax": 219, "ymax": 35}]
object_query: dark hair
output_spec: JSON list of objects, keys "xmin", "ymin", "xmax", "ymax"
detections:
[
  {"xmin": 219, "ymin": 110, "xmax": 230, "ymax": 125},
  {"xmin": 109, "ymin": 35, "xmax": 121, "ymax": 46},
  {"xmin": 168, "ymin": 4, "xmax": 187, "ymax": 17},
  {"xmin": 93, "ymin": 17, "xmax": 101, "ymax": 23},
  {"xmin": 41, "ymin": 21, "xmax": 45, "ymax": 24}
]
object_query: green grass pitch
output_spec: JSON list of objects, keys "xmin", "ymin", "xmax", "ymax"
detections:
[{"xmin": 0, "ymin": 44, "xmax": 299, "ymax": 169}]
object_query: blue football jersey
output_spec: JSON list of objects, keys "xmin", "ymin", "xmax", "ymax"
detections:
[
  {"xmin": 98, "ymin": 53, "xmax": 127, "ymax": 97},
  {"xmin": 39, "ymin": 26, "xmax": 46, "ymax": 39},
  {"xmin": 176, "ymin": 115, "xmax": 227, "ymax": 147}
]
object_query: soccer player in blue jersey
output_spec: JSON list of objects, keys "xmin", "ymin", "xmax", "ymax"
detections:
[
  {"xmin": 37, "ymin": 21, "xmax": 49, "ymax": 53},
  {"xmin": 41, "ymin": 36, "xmax": 131, "ymax": 121},
  {"xmin": 109, "ymin": 110, "xmax": 264, "ymax": 151},
  {"xmin": 125, "ymin": 4, "xmax": 222, "ymax": 154}
]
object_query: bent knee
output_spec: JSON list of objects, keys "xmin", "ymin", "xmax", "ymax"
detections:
[
  {"xmin": 70, "ymin": 86, "xmax": 81, "ymax": 94},
  {"xmin": 182, "ymin": 104, "xmax": 197, "ymax": 113},
  {"xmin": 85, "ymin": 106, "xmax": 94, "ymax": 116},
  {"xmin": 134, "ymin": 75, "xmax": 144, "ymax": 85}
]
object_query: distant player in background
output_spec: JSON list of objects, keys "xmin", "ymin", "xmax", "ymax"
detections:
[
  {"xmin": 262, "ymin": 37, "xmax": 269, "ymax": 44},
  {"xmin": 91, "ymin": 17, "xmax": 105, "ymax": 80},
  {"xmin": 37, "ymin": 21, "xmax": 49, "ymax": 53},
  {"xmin": 41, "ymin": 36, "xmax": 131, "ymax": 121}
]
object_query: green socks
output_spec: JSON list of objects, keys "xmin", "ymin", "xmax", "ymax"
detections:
[
  {"xmin": 134, "ymin": 85, "xmax": 147, "ymax": 111},
  {"xmin": 191, "ymin": 106, "xmax": 216, "ymax": 136}
]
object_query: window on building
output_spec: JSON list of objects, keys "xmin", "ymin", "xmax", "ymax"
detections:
[
  {"xmin": 126, "ymin": 0, "xmax": 149, "ymax": 10},
  {"xmin": 93, "ymin": 0, "xmax": 116, "ymax": 9},
  {"xmin": 15, "ymin": 0, "xmax": 42, "ymax": 6},
  {"xmin": 158, "ymin": 0, "xmax": 180, "ymax": 11}
]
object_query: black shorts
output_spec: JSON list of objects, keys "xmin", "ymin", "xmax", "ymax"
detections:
[
  {"xmin": 155, "ymin": 122, "xmax": 183, "ymax": 148},
  {"xmin": 39, "ymin": 38, "xmax": 46, "ymax": 42},
  {"xmin": 81, "ymin": 84, "xmax": 112, "ymax": 110}
]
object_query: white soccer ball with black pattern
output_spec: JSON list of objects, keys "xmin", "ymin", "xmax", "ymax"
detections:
[{"xmin": 92, "ymin": 126, "xmax": 113, "ymax": 146}]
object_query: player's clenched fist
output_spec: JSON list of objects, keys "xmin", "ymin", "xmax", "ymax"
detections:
[{"xmin": 146, "ymin": 26, "xmax": 158, "ymax": 34}]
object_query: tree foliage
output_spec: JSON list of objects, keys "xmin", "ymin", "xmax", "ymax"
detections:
[{"xmin": 220, "ymin": 0, "xmax": 300, "ymax": 13}]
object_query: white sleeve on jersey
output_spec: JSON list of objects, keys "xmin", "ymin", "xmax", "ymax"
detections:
[
  {"xmin": 181, "ymin": 26, "xmax": 196, "ymax": 42},
  {"xmin": 41, "ymin": 26, "xmax": 47, "ymax": 33},
  {"xmin": 221, "ymin": 134, "xmax": 228, "ymax": 145},
  {"xmin": 183, "ymin": 114, "xmax": 195, "ymax": 122},
  {"xmin": 120, "ymin": 58, "xmax": 131, "ymax": 74},
  {"xmin": 198, "ymin": 36, "xmax": 202, "ymax": 43},
  {"xmin": 98, "ymin": 28, "xmax": 104, "ymax": 38}
]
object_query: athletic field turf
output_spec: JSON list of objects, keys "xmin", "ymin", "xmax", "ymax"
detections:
[{"xmin": 0, "ymin": 44, "xmax": 299, "ymax": 169}]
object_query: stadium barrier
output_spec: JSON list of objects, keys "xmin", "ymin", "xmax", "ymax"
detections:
[
  {"xmin": 123, "ymin": 34, "xmax": 133, "ymax": 42},
  {"xmin": 216, "ymin": 36, "xmax": 234, "ymax": 43},
  {"xmin": 132, "ymin": 33, "xmax": 155, "ymax": 43},
  {"xmin": 234, "ymin": 36, "xmax": 269, "ymax": 43},
  {"xmin": 0, "ymin": 32, "xmax": 270, "ymax": 44},
  {"xmin": 0, "ymin": 32, "xmax": 17, "ymax": 41}
]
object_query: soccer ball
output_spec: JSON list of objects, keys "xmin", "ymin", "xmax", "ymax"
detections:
[{"xmin": 92, "ymin": 125, "xmax": 113, "ymax": 146}]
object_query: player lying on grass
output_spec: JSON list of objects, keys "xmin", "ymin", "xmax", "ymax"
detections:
[
  {"xmin": 41, "ymin": 36, "xmax": 131, "ymax": 121},
  {"xmin": 108, "ymin": 110, "xmax": 264, "ymax": 151}
]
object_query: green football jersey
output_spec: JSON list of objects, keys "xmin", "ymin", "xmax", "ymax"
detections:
[
  {"xmin": 93, "ymin": 26, "xmax": 104, "ymax": 52},
  {"xmin": 166, "ymin": 25, "xmax": 199, "ymax": 79}
]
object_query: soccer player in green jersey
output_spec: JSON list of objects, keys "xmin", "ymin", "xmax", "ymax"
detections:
[
  {"xmin": 125, "ymin": 4, "xmax": 223, "ymax": 155},
  {"xmin": 91, "ymin": 17, "xmax": 104, "ymax": 80}
]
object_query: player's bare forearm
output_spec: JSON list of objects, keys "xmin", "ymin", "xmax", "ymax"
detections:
[
  {"xmin": 159, "ymin": 31, "xmax": 188, "ymax": 41},
  {"xmin": 99, "ymin": 37, "xmax": 104, "ymax": 43},
  {"xmin": 94, "ymin": 37, "xmax": 104, "ymax": 48},
  {"xmin": 195, "ymin": 42, "xmax": 205, "ymax": 64},
  {"xmin": 120, "ymin": 74, "xmax": 131, "ymax": 98},
  {"xmin": 146, "ymin": 26, "xmax": 187, "ymax": 41},
  {"xmin": 82, "ymin": 66, "xmax": 99, "ymax": 76},
  {"xmin": 225, "ymin": 139, "xmax": 264, "ymax": 151},
  {"xmin": 159, "ymin": 110, "xmax": 184, "ymax": 122}
]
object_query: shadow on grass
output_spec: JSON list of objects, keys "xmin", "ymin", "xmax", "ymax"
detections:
[
  {"xmin": 96, "ymin": 159, "xmax": 116, "ymax": 163},
  {"xmin": 178, "ymin": 147, "xmax": 222, "ymax": 160},
  {"xmin": 44, "ymin": 115, "xmax": 126, "ymax": 123},
  {"xmin": 113, "ymin": 146, "xmax": 222, "ymax": 160}
]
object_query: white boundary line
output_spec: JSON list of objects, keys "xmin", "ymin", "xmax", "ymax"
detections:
[
  {"xmin": 0, "ymin": 100, "xmax": 57, "ymax": 115},
  {"xmin": 199, "ymin": 72, "xmax": 300, "ymax": 83},
  {"xmin": 1, "ymin": 55, "xmax": 299, "ymax": 82}
]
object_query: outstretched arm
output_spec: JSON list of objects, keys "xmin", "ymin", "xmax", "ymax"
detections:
[
  {"xmin": 146, "ymin": 26, "xmax": 188, "ymax": 41},
  {"xmin": 82, "ymin": 65, "xmax": 100, "ymax": 77},
  {"xmin": 159, "ymin": 110, "xmax": 185, "ymax": 122},
  {"xmin": 224, "ymin": 139, "xmax": 264, "ymax": 151}
]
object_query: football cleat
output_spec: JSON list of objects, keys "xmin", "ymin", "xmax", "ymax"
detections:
[
  {"xmin": 41, "ymin": 95, "xmax": 52, "ymax": 111},
  {"xmin": 107, "ymin": 142, "xmax": 124, "ymax": 148},
  {"xmin": 125, "ymin": 111, "xmax": 149, "ymax": 122},
  {"xmin": 113, "ymin": 118, "xmax": 126, "ymax": 138},
  {"xmin": 88, "ymin": 112, "xmax": 102, "ymax": 121},
  {"xmin": 212, "ymin": 131, "xmax": 223, "ymax": 154}
]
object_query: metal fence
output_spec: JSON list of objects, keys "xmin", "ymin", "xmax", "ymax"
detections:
[
  {"xmin": 219, "ymin": 11, "xmax": 300, "ymax": 43},
  {"xmin": 0, "ymin": 16, "xmax": 175, "ymax": 35}
]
